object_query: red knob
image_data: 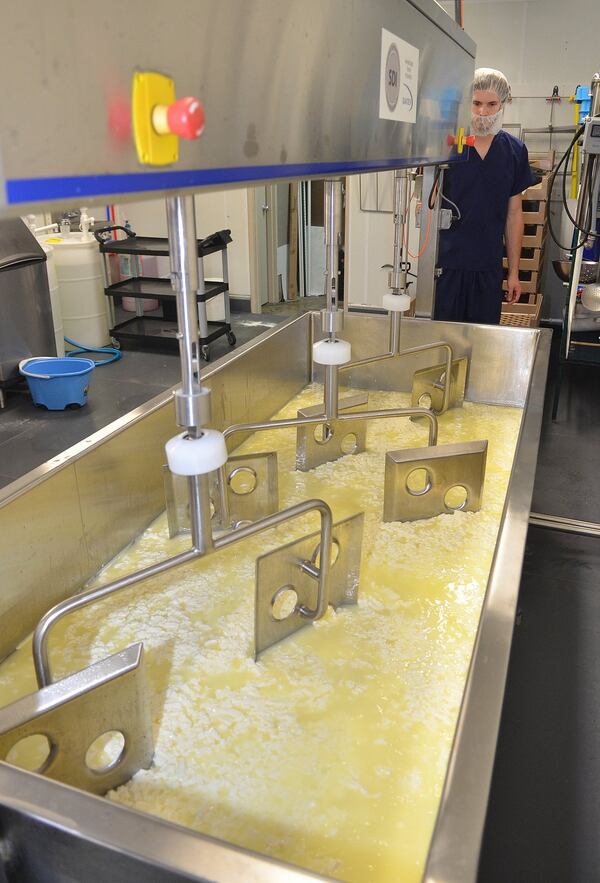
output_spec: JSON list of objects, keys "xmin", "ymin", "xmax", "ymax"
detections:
[
  {"xmin": 166, "ymin": 97, "xmax": 205, "ymax": 139},
  {"xmin": 464, "ymin": 135, "xmax": 476, "ymax": 147},
  {"xmin": 447, "ymin": 134, "xmax": 456, "ymax": 146}
]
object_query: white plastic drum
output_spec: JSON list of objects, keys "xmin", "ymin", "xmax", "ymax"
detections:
[
  {"xmin": 41, "ymin": 233, "xmax": 110, "ymax": 348},
  {"xmin": 40, "ymin": 243, "xmax": 65, "ymax": 357}
]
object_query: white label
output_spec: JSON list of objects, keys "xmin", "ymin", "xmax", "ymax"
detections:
[{"xmin": 379, "ymin": 28, "xmax": 419, "ymax": 123}]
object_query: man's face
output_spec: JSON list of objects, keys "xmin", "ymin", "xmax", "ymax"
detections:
[
  {"xmin": 472, "ymin": 90, "xmax": 502, "ymax": 117},
  {"xmin": 471, "ymin": 89, "xmax": 504, "ymax": 136}
]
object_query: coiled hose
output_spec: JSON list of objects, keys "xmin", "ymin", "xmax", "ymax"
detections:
[{"xmin": 64, "ymin": 336, "xmax": 122, "ymax": 366}]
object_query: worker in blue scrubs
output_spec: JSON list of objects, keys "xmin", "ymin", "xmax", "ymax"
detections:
[{"xmin": 434, "ymin": 68, "xmax": 534, "ymax": 324}]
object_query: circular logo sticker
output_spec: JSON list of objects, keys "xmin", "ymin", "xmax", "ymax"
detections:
[{"xmin": 385, "ymin": 43, "xmax": 401, "ymax": 112}]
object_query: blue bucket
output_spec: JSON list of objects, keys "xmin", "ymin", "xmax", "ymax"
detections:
[{"xmin": 19, "ymin": 357, "xmax": 95, "ymax": 410}]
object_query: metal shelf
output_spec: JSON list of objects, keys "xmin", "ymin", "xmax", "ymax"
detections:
[
  {"xmin": 105, "ymin": 277, "xmax": 227, "ymax": 303},
  {"xmin": 98, "ymin": 231, "xmax": 232, "ymax": 259},
  {"xmin": 100, "ymin": 228, "xmax": 234, "ymax": 360},
  {"xmin": 110, "ymin": 315, "xmax": 234, "ymax": 352}
]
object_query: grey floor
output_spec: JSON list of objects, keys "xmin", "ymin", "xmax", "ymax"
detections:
[
  {"xmin": 478, "ymin": 338, "xmax": 600, "ymax": 883},
  {"xmin": 0, "ymin": 298, "xmax": 324, "ymax": 490}
]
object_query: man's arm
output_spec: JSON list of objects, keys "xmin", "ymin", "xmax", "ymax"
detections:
[{"xmin": 505, "ymin": 193, "xmax": 524, "ymax": 304}]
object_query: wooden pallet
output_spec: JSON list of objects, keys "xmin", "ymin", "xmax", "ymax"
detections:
[
  {"xmin": 519, "ymin": 244, "xmax": 546, "ymax": 261},
  {"xmin": 528, "ymin": 150, "xmax": 555, "ymax": 171},
  {"xmin": 522, "ymin": 224, "xmax": 546, "ymax": 248},
  {"xmin": 523, "ymin": 175, "xmax": 551, "ymax": 201},
  {"xmin": 522, "ymin": 201, "xmax": 547, "ymax": 225},
  {"xmin": 502, "ymin": 271, "xmax": 540, "ymax": 294},
  {"xmin": 503, "ymin": 246, "xmax": 545, "ymax": 273},
  {"xmin": 500, "ymin": 294, "xmax": 543, "ymax": 327}
]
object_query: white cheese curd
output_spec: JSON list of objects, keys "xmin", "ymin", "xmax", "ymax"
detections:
[{"xmin": 0, "ymin": 387, "xmax": 522, "ymax": 883}]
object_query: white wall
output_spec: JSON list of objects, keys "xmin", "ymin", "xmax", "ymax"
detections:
[
  {"xmin": 346, "ymin": 173, "xmax": 422, "ymax": 309},
  {"xmin": 440, "ymin": 0, "xmax": 598, "ymax": 98},
  {"xmin": 439, "ymin": 0, "xmax": 600, "ymax": 318},
  {"xmin": 116, "ymin": 189, "xmax": 251, "ymax": 299}
]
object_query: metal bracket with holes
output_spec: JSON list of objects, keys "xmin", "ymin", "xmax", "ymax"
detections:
[
  {"xmin": 255, "ymin": 512, "xmax": 364, "ymax": 657},
  {"xmin": 411, "ymin": 357, "xmax": 468, "ymax": 415},
  {"xmin": 296, "ymin": 393, "xmax": 369, "ymax": 471},
  {"xmin": 383, "ymin": 440, "xmax": 487, "ymax": 522},
  {"xmin": 0, "ymin": 644, "xmax": 152, "ymax": 795},
  {"xmin": 163, "ymin": 452, "xmax": 279, "ymax": 536}
]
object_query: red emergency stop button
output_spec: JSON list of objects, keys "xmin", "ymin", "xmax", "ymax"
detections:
[
  {"xmin": 447, "ymin": 129, "xmax": 476, "ymax": 154},
  {"xmin": 152, "ymin": 97, "xmax": 205, "ymax": 139}
]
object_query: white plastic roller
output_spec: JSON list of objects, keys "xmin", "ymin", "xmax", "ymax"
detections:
[
  {"xmin": 382, "ymin": 292, "xmax": 412, "ymax": 312},
  {"xmin": 312, "ymin": 338, "xmax": 351, "ymax": 365},
  {"xmin": 165, "ymin": 429, "xmax": 228, "ymax": 476}
]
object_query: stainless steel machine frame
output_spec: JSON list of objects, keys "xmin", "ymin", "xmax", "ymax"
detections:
[
  {"xmin": 0, "ymin": 313, "xmax": 551, "ymax": 883},
  {"xmin": 0, "ymin": 0, "xmax": 474, "ymax": 214}
]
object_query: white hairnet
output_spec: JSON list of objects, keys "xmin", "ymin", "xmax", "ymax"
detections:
[{"xmin": 473, "ymin": 68, "xmax": 510, "ymax": 105}]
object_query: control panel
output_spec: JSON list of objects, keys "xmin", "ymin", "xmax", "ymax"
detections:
[{"xmin": 583, "ymin": 117, "xmax": 600, "ymax": 154}]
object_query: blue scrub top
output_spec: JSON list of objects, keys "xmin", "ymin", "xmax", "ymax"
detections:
[{"xmin": 438, "ymin": 130, "xmax": 534, "ymax": 272}]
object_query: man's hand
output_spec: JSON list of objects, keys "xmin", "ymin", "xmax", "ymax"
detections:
[{"xmin": 505, "ymin": 273, "xmax": 521, "ymax": 304}]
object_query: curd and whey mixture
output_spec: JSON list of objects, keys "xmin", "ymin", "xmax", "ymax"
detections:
[{"xmin": 0, "ymin": 387, "xmax": 522, "ymax": 883}]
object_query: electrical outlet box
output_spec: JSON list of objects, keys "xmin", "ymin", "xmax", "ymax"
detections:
[{"xmin": 415, "ymin": 205, "xmax": 453, "ymax": 229}]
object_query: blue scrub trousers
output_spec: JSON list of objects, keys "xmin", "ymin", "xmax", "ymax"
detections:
[{"xmin": 433, "ymin": 268, "xmax": 503, "ymax": 325}]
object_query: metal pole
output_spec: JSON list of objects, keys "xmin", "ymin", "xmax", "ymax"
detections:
[
  {"xmin": 324, "ymin": 366, "xmax": 339, "ymax": 422},
  {"xmin": 324, "ymin": 179, "xmax": 340, "ymax": 328},
  {"xmin": 529, "ymin": 512, "xmax": 600, "ymax": 538},
  {"xmin": 188, "ymin": 474, "xmax": 214, "ymax": 553},
  {"xmin": 166, "ymin": 195, "xmax": 214, "ymax": 554},
  {"xmin": 166, "ymin": 196, "xmax": 200, "ymax": 404},
  {"xmin": 32, "ymin": 547, "xmax": 201, "ymax": 687},
  {"xmin": 389, "ymin": 312, "xmax": 401, "ymax": 355},
  {"xmin": 323, "ymin": 178, "xmax": 343, "ymax": 421},
  {"xmin": 214, "ymin": 498, "xmax": 333, "ymax": 620},
  {"xmin": 224, "ymin": 405, "xmax": 438, "ymax": 447},
  {"xmin": 33, "ymin": 497, "xmax": 334, "ymax": 687},
  {"xmin": 386, "ymin": 169, "xmax": 411, "ymax": 357},
  {"xmin": 415, "ymin": 165, "xmax": 444, "ymax": 317},
  {"xmin": 391, "ymin": 169, "xmax": 409, "ymax": 294},
  {"xmin": 339, "ymin": 340, "xmax": 453, "ymax": 416},
  {"xmin": 336, "ymin": 407, "xmax": 438, "ymax": 445}
]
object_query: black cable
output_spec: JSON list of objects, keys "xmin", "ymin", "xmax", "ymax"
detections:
[
  {"xmin": 546, "ymin": 124, "xmax": 582, "ymax": 250},
  {"xmin": 562, "ymin": 149, "xmax": 598, "ymax": 237},
  {"xmin": 559, "ymin": 124, "xmax": 598, "ymax": 237},
  {"xmin": 546, "ymin": 124, "xmax": 596, "ymax": 251}
]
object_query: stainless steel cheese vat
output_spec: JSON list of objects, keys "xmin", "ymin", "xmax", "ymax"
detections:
[{"xmin": 0, "ymin": 313, "xmax": 551, "ymax": 883}]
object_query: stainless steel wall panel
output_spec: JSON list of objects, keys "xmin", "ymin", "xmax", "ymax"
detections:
[
  {"xmin": 0, "ymin": 319, "xmax": 309, "ymax": 656},
  {"xmin": 0, "ymin": 0, "xmax": 475, "ymax": 212},
  {"xmin": 0, "ymin": 765, "xmax": 320, "ymax": 883},
  {"xmin": 202, "ymin": 315, "xmax": 311, "ymax": 443},
  {"xmin": 74, "ymin": 401, "xmax": 178, "ymax": 575},
  {"xmin": 0, "ymin": 466, "xmax": 88, "ymax": 661},
  {"xmin": 326, "ymin": 313, "xmax": 537, "ymax": 406}
]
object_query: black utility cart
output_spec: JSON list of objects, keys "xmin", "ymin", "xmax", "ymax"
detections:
[{"xmin": 97, "ymin": 226, "xmax": 236, "ymax": 361}]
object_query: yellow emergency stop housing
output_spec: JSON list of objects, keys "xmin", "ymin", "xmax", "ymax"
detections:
[
  {"xmin": 132, "ymin": 71, "xmax": 178, "ymax": 166},
  {"xmin": 456, "ymin": 127, "xmax": 467, "ymax": 154}
]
